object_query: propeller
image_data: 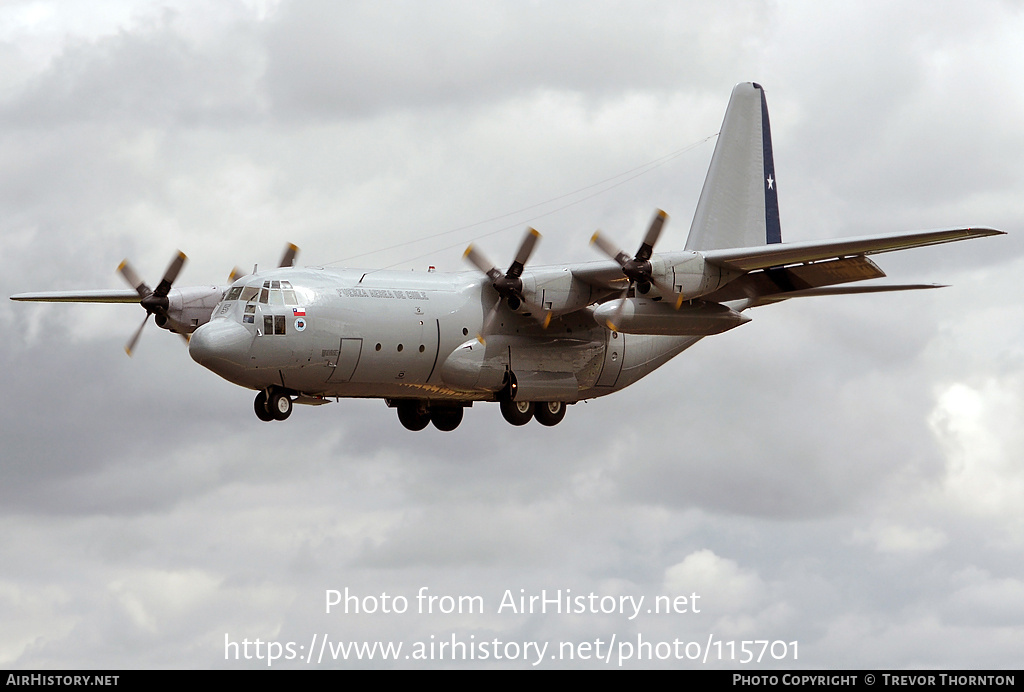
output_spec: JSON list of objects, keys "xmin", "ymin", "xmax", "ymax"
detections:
[
  {"xmin": 228, "ymin": 243, "xmax": 299, "ymax": 283},
  {"xmin": 464, "ymin": 228, "xmax": 551, "ymax": 342},
  {"xmin": 118, "ymin": 251, "xmax": 188, "ymax": 356},
  {"xmin": 590, "ymin": 209, "xmax": 682, "ymax": 331}
]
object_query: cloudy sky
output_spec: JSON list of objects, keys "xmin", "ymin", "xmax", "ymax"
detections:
[{"xmin": 1, "ymin": 0, "xmax": 1021, "ymax": 669}]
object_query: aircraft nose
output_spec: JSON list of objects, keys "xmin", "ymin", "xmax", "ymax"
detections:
[{"xmin": 189, "ymin": 319, "xmax": 252, "ymax": 376}]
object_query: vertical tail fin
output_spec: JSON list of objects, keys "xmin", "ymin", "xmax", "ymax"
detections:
[{"xmin": 685, "ymin": 82, "xmax": 781, "ymax": 251}]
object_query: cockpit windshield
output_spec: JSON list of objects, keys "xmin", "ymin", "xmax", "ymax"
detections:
[
  {"xmin": 226, "ymin": 280, "xmax": 300, "ymax": 306},
  {"xmin": 216, "ymin": 279, "xmax": 308, "ymax": 328}
]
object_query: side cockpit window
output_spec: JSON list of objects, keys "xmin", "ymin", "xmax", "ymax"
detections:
[
  {"xmin": 247, "ymin": 280, "xmax": 305, "ymax": 335},
  {"xmin": 263, "ymin": 314, "xmax": 286, "ymax": 335}
]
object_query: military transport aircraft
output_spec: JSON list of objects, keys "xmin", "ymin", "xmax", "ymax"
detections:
[{"xmin": 10, "ymin": 83, "xmax": 1003, "ymax": 431}]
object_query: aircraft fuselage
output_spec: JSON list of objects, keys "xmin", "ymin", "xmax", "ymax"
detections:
[{"xmin": 188, "ymin": 266, "xmax": 701, "ymax": 407}]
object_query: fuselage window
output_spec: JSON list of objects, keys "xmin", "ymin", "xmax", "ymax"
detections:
[
  {"xmin": 226, "ymin": 286, "xmax": 243, "ymax": 301},
  {"xmin": 243, "ymin": 304, "xmax": 255, "ymax": 324},
  {"xmin": 274, "ymin": 315, "xmax": 286, "ymax": 335},
  {"xmin": 240, "ymin": 286, "xmax": 259, "ymax": 302},
  {"xmin": 259, "ymin": 288, "xmax": 269, "ymax": 304}
]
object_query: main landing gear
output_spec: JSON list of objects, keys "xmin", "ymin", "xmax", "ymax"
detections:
[
  {"xmin": 499, "ymin": 399, "xmax": 567, "ymax": 427},
  {"xmin": 395, "ymin": 400, "xmax": 465, "ymax": 432},
  {"xmin": 254, "ymin": 387, "xmax": 293, "ymax": 421},
  {"xmin": 392, "ymin": 398, "xmax": 569, "ymax": 431}
]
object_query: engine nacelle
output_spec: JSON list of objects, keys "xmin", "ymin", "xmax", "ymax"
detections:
[
  {"xmin": 525, "ymin": 270, "xmax": 596, "ymax": 316},
  {"xmin": 661, "ymin": 252, "xmax": 739, "ymax": 300},
  {"xmin": 592, "ymin": 298, "xmax": 750, "ymax": 336},
  {"xmin": 159, "ymin": 285, "xmax": 227, "ymax": 334}
]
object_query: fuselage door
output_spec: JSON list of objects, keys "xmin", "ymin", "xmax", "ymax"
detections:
[
  {"xmin": 327, "ymin": 338, "xmax": 363, "ymax": 383},
  {"xmin": 595, "ymin": 330, "xmax": 625, "ymax": 388}
]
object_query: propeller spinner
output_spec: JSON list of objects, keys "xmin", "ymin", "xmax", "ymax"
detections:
[
  {"xmin": 464, "ymin": 228, "xmax": 551, "ymax": 342},
  {"xmin": 590, "ymin": 209, "xmax": 682, "ymax": 331}
]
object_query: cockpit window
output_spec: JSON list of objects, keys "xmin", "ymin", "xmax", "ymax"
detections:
[{"xmin": 241, "ymin": 280, "xmax": 301, "ymax": 306}]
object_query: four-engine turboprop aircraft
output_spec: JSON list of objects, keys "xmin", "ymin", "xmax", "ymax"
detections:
[{"xmin": 10, "ymin": 83, "xmax": 1004, "ymax": 431}]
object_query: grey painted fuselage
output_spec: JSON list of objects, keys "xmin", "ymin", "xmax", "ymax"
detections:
[{"xmin": 190, "ymin": 266, "xmax": 699, "ymax": 404}]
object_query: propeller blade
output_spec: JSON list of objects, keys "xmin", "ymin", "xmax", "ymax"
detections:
[
  {"xmin": 605, "ymin": 286, "xmax": 632, "ymax": 332},
  {"xmin": 153, "ymin": 251, "xmax": 187, "ymax": 297},
  {"xmin": 463, "ymin": 245, "xmax": 503, "ymax": 282},
  {"xmin": 279, "ymin": 243, "xmax": 299, "ymax": 268},
  {"xmin": 117, "ymin": 260, "xmax": 150, "ymax": 298},
  {"xmin": 124, "ymin": 313, "xmax": 151, "ymax": 356},
  {"xmin": 520, "ymin": 296, "xmax": 553, "ymax": 328},
  {"xmin": 508, "ymin": 228, "xmax": 541, "ymax": 277},
  {"xmin": 652, "ymin": 276, "xmax": 685, "ymax": 309},
  {"xmin": 478, "ymin": 300, "xmax": 503, "ymax": 343},
  {"xmin": 228, "ymin": 266, "xmax": 245, "ymax": 283},
  {"xmin": 590, "ymin": 231, "xmax": 630, "ymax": 266},
  {"xmin": 636, "ymin": 209, "xmax": 668, "ymax": 261}
]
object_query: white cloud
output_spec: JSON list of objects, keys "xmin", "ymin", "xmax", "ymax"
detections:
[{"xmin": 929, "ymin": 379, "xmax": 1024, "ymax": 524}]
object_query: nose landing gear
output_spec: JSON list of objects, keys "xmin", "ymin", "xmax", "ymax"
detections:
[{"xmin": 254, "ymin": 387, "xmax": 293, "ymax": 421}]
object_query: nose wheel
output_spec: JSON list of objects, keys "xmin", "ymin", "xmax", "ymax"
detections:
[{"xmin": 254, "ymin": 388, "xmax": 293, "ymax": 421}]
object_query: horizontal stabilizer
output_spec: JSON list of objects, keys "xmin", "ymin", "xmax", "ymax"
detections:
[
  {"xmin": 10, "ymin": 290, "xmax": 142, "ymax": 304},
  {"xmin": 745, "ymin": 283, "xmax": 945, "ymax": 308},
  {"xmin": 704, "ymin": 227, "xmax": 1004, "ymax": 272}
]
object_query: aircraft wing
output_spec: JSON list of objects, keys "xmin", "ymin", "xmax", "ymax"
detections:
[
  {"xmin": 10, "ymin": 290, "xmax": 141, "ymax": 303},
  {"xmin": 702, "ymin": 227, "xmax": 1004, "ymax": 272},
  {"xmin": 568, "ymin": 261, "xmax": 629, "ymax": 291}
]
